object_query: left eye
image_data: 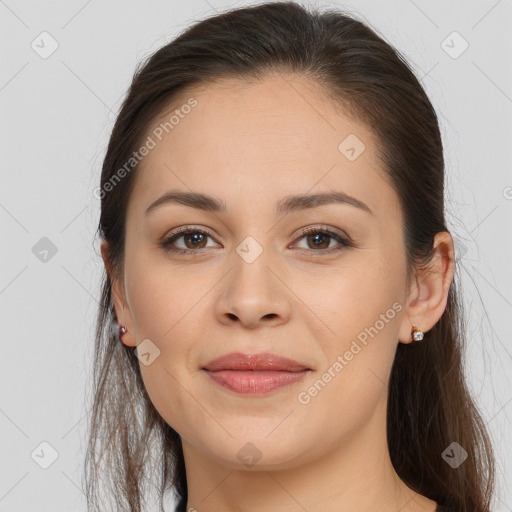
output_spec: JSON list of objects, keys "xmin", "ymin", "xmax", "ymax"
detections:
[
  {"xmin": 292, "ymin": 228, "xmax": 352, "ymax": 252},
  {"xmin": 160, "ymin": 227, "xmax": 352, "ymax": 255}
]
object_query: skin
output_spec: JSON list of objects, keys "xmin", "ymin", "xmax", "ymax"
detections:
[{"xmin": 102, "ymin": 73, "xmax": 455, "ymax": 512}]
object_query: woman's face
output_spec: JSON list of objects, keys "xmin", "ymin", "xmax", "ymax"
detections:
[{"xmin": 113, "ymin": 74, "xmax": 415, "ymax": 469}]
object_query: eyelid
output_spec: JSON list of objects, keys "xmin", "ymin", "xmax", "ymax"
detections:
[
  {"xmin": 292, "ymin": 224, "xmax": 351, "ymax": 243},
  {"xmin": 162, "ymin": 224, "xmax": 217, "ymax": 241}
]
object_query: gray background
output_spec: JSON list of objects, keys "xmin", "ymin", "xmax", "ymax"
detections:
[{"xmin": 0, "ymin": 0, "xmax": 511, "ymax": 511}]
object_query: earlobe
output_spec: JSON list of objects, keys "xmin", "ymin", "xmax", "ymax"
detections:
[
  {"xmin": 398, "ymin": 231, "xmax": 455, "ymax": 344},
  {"xmin": 100, "ymin": 240, "xmax": 137, "ymax": 347}
]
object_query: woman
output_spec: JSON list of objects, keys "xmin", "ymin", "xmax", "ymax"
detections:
[{"xmin": 85, "ymin": 2, "xmax": 495, "ymax": 511}]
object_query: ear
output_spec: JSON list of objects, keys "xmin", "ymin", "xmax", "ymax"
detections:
[
  {"xmin": 100, "ymin": 240, "xmax": 137, "ymax": 347},
  {"xmin": 398, "ymin": 231, "xmax": 455, "ymax": 344}
]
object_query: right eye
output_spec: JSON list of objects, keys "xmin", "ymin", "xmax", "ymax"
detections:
[{"xmin": 160, "ymin": 227, "xmax": 220, "ymax": 255}]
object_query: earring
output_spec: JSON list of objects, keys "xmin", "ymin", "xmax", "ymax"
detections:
[
  {"xmin": 411, "ymin": 325, "xmax": 424, "ymax": 342},
  {"xmin": 118, "ymin": 325, "xmax": 127, "ymax": 338}
]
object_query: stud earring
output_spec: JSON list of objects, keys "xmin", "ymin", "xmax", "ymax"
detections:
[
  {"xmin": 411, "ymin": 325, "xmax": 424, "ymax": 342},
  {"xmin": 118, "ymin": 325, "xmax": 127, "ymax": 338}
]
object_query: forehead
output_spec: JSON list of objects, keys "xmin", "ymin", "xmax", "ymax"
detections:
[{"xmin": 128, "ymin": 73, "xmax": 395, "ymax": 220}]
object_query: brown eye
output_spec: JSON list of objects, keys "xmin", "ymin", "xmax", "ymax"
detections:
[
  {"xmin": 292, "ymin": 227, "xmax": 352, "ymax": 253},
  {"xmin": 181, "ymin": 232, "xmax": 208, "ymax": 249},
  {"xmin": 161, "ymin": 228, "xmax": 218, "ymax": 255},
  {"xmin": 305, "ymin": 232, "xmax": 332, "ymax": 250},
  {"xmin": 160, "ymin": 225, "xmax": 352, "ymax": 256}
]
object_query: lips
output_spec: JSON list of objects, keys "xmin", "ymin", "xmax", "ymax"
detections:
[
  {"xmin": 202, "ymin": 352, "xmax": 310, "ymax": 372},
  {"xmin": 202, "ymin": 352, "xmax": 312, "ymax": 394}
]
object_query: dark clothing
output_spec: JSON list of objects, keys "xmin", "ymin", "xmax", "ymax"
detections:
[
  {"xmin": 175, "ymin": 495, "xmax": 186, "ymax": 512},
  {"xmin": 176, "ymin": 498, "xmax": 454, "ymax": 511}
]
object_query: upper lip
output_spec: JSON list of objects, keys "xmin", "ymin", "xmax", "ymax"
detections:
[{"xmin": 203, "ymin": 352, "xmax": 311, "ymax": 372}]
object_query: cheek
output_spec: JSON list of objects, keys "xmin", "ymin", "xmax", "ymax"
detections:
[
  {"xmin": 301, "ymin": 258, "xmax": 404, "ymax": 401},
  {"xmin": 123, "ymin": 249, "xmax": 215, "ymax": 414},
  {"xmin": 302, "ymin": 256, "xmax": 404, "ymax": 342},
  {"xmin": 124, "ymin": 269, "xmax": 203, "ymax": 433},
  {"xmin": 294, "ymin": 269, "xmax": 403, "ymax": 437},
  {"xmin": 294, "ymin": 341, "xmax": 395, "ymax": 450},
  {"xmin": 124, "ymin": 246, "xmax": 202, "ymax": 340}
]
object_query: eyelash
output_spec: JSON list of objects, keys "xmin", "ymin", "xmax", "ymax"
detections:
[{"xmin": 159, "ymin": 225, "xmax": 353, "ymax": 256}]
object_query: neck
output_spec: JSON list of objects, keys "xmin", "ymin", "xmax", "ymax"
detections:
[{"xmin": 181, "ymin": 394, "xmax": 437, "ymax": 512}]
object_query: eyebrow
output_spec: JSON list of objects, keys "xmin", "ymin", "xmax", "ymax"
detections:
[{"xmin": 144, "ymin": 190, "xmax": 373, "ymax": 217}]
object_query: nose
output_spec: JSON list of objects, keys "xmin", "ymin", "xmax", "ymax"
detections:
[{"xmin": 214, "ymin": 253, "xmax": 292, "ymax": 329}]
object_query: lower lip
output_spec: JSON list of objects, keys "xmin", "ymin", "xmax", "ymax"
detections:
[{"xmin": 203, "ymin": 369, "xmax": 310, "ymax": 394}]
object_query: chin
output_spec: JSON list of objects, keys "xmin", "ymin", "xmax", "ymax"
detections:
[{"xmin": 199, "ymin": 432, "xmax": 314, "ymax": 471}]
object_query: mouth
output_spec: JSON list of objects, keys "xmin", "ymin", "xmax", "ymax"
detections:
[
  {"xmin": 202, "ymin": 351, "xmax": 311, "ymax": 372},
  {"xmin": 202, "ymin": 352, "xmax": 312, "ymax": 394}
]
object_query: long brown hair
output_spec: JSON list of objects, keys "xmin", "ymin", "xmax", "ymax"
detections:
[{"xmin": 85, "ymin": 2, "xmax": 495, "ymax": 511}]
